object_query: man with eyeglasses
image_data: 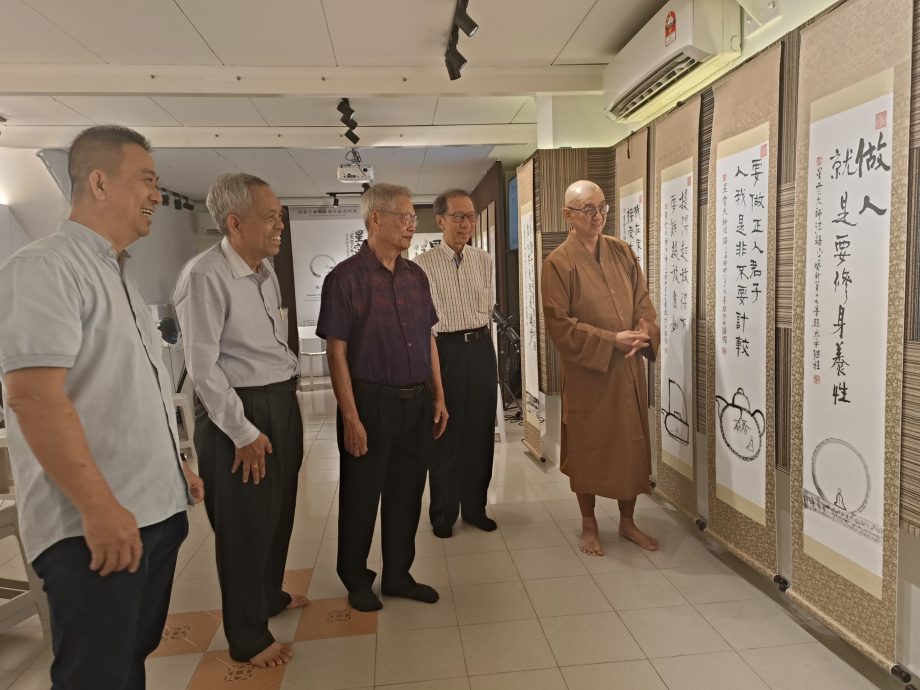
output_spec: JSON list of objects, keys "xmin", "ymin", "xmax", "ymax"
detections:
[
  {"xmin": 317, "ymin": 183, "xmax": 449, "ymax": 612},
  {"xmin": 542, "ymin": 179, "xmax": 661, "ymax": 557},
  {"xmin": 414, "ymin": 189, "xmax": 498, "ymax": 539}
]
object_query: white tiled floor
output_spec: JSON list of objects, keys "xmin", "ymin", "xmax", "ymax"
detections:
[{"xmin": 0, "ymin": 387, "xmax": 901, "ymax": 688}]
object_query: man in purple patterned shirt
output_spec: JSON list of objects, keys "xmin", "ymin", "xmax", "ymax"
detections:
[{"xmin": 317, "ymin": 183, "xmax": 449, "ymax": 612}]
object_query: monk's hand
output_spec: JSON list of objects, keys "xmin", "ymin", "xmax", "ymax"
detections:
[
  {"xmin": 343, "ymin": 415, "xmax": 369, "ymax": 457},
  {"xmin": 232, "ymin": 433, "xmax": 272, "ymax": 485},
  {"xmin": 615, "ymin": 329, "xmax": 650, "ymax": 358},
  {"xmin": 433, "ymin": 396, "xmax": 449, "ymax": 439}
]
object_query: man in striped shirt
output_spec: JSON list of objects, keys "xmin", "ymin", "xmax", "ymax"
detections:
[{"xmin": 414, "ymin": 189, "xmax": 498, "ymax": 538}]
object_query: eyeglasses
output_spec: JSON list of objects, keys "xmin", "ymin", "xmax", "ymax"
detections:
[
  {"xmin": 441, "ymin": 212, "xmax": 477, "ymax": 224},
  {"xmin": 376, "ymin": 210, "xmax": 419, "ymax": 226},
  {"xmin": 565, "ymin": 203, "xmax": 609, "ymax": 218}
]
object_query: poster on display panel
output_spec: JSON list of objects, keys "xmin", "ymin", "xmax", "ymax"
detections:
[
  {"xmin": 288, "ymin": 206, "xmax": 365, "ymax": 328},
  {"xmin": 800, "ymin": 72, "xmax": 894, "ymax": 599},
  {"xmin": 659, "ymin": 160, "xmax": 695, "ymax": 479},
  {"xmin": 519, "ymin": 203, "xmax": 540, "ymax": 427},
  {"xmin": 713, "ymin": 125, "xmax": 770, "ymax": 526}
]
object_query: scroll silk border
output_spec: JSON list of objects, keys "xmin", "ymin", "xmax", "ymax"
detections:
[
  {"xmin": 705, "ymin": 44, "xmax": 782, "ymax": 577},
  {"xmin": 652, "ymin": 97, "xmax": 701, "ymax": 519},
  {"xmin": 516, "ymin": 158, "xmax": 542, "ymax": 460},
  {"xmin": 789, "ymin": 0, "xmax": 910, "ymax": 667}
]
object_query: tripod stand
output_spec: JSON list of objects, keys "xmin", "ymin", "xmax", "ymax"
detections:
[{"xmin": 492, "ymin": 306, "xmax": 523, "ymax": 421}]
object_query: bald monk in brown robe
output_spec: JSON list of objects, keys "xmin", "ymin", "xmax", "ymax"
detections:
[{"xmin": 541, "ymin": 180, "xmax": 661, "ymax": 555}]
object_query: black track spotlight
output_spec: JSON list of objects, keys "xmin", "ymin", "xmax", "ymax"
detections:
[
  {"xmin": 337, "ymin": 98, "xmax": 354, "ymax": 119},
  {"xmin": 332, "ymin": 195, "xmax": 340, "ymax": 207},
  {"xmin": 182, "ymin": 197, "xmax": 194, "ymax": 210},
  {"xmin": 161, "ymin": 190, "xmax": 169, "ymax": 206},
  {"xmin": 174, "ymin": 195, "xmax": 183, "ymax": 210},
  {"xmin": 454, "ymin": 3, "xmax": 478, "ymax": 37},
  {"xmin": 445, "ymin": 44, "xmax": 466, "ymax": 80},
  {"xmin": 344, "ymin": 129, "xmax": 360, "ymax": 145},
  {"xmin": 341, "ymin": 115, "xmax": 358, "ymax": 130}
]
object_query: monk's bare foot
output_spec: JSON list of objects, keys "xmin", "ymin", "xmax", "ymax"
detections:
[
  {"xmin": 618, "ymin": 518, "xmax": 659, "ymax": 551},
  {"xmin": 580, "ymin": 517, "xmax": 605, "ymax": 556},
  {"xmin": 286, "ymin": 593, "xmax": 309, "ymax": 609},
  {"xmin": 249, "ymin": 642, "xmax": 293, "ymax": 668}
]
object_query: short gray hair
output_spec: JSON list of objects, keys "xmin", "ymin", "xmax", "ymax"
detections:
[
  {"xmin": 433, "ymin": 188, "xmax": 472, "ymax": 216},
  {"xmin": 207, "ymin": 172, "xmax": 269, "ymax": 234},
  {"xmin": 361, "ymin": 183, "xmax": 412, "ymax": 229}
]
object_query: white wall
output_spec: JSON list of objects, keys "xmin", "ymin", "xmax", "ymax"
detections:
[
  {"xmin": 127, "ymin": 203, "xmax": 198, "ymax": 305},
  {"xmin": 0, "ymin": 204, "xmax": 32, "ymax": 266},
  {"xmin": 0, "ymin": 148, "xmax": 69, "ymax": 241}
]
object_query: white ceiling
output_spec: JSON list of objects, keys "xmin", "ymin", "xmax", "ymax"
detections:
[{"xmin": 0, "ymin": 0, "xmax": 668, "ymax": 199}]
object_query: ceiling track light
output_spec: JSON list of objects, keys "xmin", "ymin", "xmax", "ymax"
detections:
[
  {"xmin": 454, "ymin": 1, "xmax": 478, "ymax": 37},
  {"xmin": 341, "ymin": 115, "xmax": 358, "ymax": 130},
  {"xmin": 445, "ymin": 44, "xmax": 467, "ymax": 80},
  {"xmin": 344, "ymin": 129, "xmax": 360, "ymax": 145},
  {"xmin": 182, "ymin": 197, "xmax": 194, "ymax": 210},
  {"xmin": 161, "ymin": 189, "xmax": 170, "ymax": 206},
  {"xmin": 337, "ymin": 98, "xmax": 354, "ymax": 119}
]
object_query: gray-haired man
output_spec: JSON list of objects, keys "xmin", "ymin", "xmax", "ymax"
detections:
[{"xmin": 174, "ymin": 173, "xmax": 305, "ymax": 668}]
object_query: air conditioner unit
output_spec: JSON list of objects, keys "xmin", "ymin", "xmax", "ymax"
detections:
[{"xmin": 603, "ymin": 0, "xmax": 742, "ymax": 124}]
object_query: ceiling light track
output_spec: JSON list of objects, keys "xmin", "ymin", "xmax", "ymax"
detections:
[{"xmin": 445, "ymin": 0, "xmax": 478, "ymax": 81}]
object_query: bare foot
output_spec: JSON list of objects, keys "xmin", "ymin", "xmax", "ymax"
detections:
[
  {"xmin": 618, "ymin": 518, "xmax": 659, "ymax": 551},
  {"xmin": 286, "ymin": 593, "xmax": 309, "ymax": 609},
  {"xmin": 580, "ymin": 517, "xmax": 605, "ymax": 556},
  {"xmin": 249, "ymin": 642, "xmax": 293, "ymax": 668}
]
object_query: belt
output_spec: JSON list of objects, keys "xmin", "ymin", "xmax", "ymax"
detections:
[
  {"xmin": 437, "ymin": 325, "xmax": 489, "ymax": 343},
  {"xmin": 353, "ymin": 380, "xmax": 428, "ymax": 399},
  {"xmin": 235, "ymin": 376, "xmax": 300, "ymax": 393}
]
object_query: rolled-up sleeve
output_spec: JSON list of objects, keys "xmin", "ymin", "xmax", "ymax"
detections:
[
  {"xmin": 174, "ymin": 271, "xmax": 259, "ymax": 448},
  {"xmin": 0, "ymin": 254, "xmax": 82, "ymax": 375}
]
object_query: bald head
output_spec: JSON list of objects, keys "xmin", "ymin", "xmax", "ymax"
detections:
[{"xmin": 564, "ymin": 180, "xmax": 603, "ymax": 206}]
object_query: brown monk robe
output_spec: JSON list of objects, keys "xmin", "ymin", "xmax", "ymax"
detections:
[{"xmin": 541, "ymin": 180, "xmax": 661, "ymax": 556}]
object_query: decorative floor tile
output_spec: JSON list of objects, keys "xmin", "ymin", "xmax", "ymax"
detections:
[
  {"xmin": 186, "ymin": 651, "xmax": 286, "ymax": 690},
  {"xmin": 151, "ymin": 610, "xmax": 222, "ymax": 658},
  {"xmin": 292, "ymin": 597, "xmax": 377, "ymax": 641}
]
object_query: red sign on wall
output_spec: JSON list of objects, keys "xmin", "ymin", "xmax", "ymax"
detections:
[{"xmin": 665, "ymin": 10, "xmax": 677, "ymax": 46}]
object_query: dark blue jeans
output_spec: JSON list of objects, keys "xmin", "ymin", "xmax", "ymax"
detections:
[{"xmin": 32, "ymin": 511, "xmax": 189, "ymax": 690}]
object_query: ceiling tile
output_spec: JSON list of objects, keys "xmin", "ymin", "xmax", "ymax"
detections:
[
  {"xmin": 55, "ymin": 96, "xmax": 182, "ymax": 126},
  {"xmin": 212, "ymin": 149, "xmax": 313, "ymax": 197},
  {"xmin": 554, "ymin": 0, "xmax": 669, "ymax": 65},
  {"xmin": 0, "ymin": 96, "xmax": 93, "ymax": 126},
  {"xmin": 0, "ymin": 1, "xmax": 101, "ymax": 64},
  {"xmin": 153, "ymin": 149, "xmax": 238, "ymax": 200},
  {"xmin": 433, "ymin": 97, "xmax": 529, "ymax": 125},
  {"xmin": 456, "ymin": 0, "xmax": 597, "ymax": 65},
  {"xmin": 174, "ymin": 0, "xmax": 336, "ymax": 67},
  {"xmin": 24, "ymin": 0, "xmax": 220, "ymax": 65},
  {"xmin": 251, "ymin": 96, "xmax": 344, "ymax": 127},
  {"xmin": 152, "ymin": 97, "xmax": 268, "ymax": 126},
  {"xmin": 323, "ymin": 0, "xmax": 455, "ymax": 67},
  {"xmin": 512, "ymin": 98, "xmax": 536, "ymax": 124}
]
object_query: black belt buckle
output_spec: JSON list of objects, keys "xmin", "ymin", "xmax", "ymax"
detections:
[{"xmin": 463, "ymin": 330, "xmax": 477, "ymax": 342}]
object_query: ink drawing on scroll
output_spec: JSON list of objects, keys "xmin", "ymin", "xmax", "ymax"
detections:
[
  {"xmin": 519, "ymin": 207, "xmax": 541, "ymax": 426},
  {"xmin": 801, "ymin": 72, "xmax": 893, "ymax": 598},
  {"xmin": 714, "ymin": 126, "xmax": 769, "ymax": 524},
  {"xmin": 659, "ymin": 163, "xmax": 694, "ymax": 479},
  {"xmin": 663, "ymin": 379, "xmax": 690, "ymax": 445}
]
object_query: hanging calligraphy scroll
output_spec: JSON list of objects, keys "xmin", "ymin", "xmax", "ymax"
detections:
[
  {"xmin": 706, "ymin": 45, "xmax": 781, "ymax": 577},
  {"xmin": 615, "ymin": 129, "xmax": 649, "ymax": 273},
  {"xmin": 790, "ymin": 0, "xmax": 910, "ymax": 667},
  {"xmin": 653, "ymin": 98, "xmax": 701, "ymax": 518},
  {"xmin": 517, "ymin": 158, "xmax": 542, "ymax": 458}
]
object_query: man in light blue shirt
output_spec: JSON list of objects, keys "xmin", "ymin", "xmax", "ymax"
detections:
[{"xmin": 0, "ymin": 125, "xmax": 203, "ymax": 690}]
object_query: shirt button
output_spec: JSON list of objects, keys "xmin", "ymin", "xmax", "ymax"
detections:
[{"xmin": 408, "ymin": 342, "xmax": 412, "ymax": 347}]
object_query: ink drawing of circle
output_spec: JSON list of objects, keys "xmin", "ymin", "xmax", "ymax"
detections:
[{"xmin": 810, "ymin": 437, "xmax": 870, "ymax": 514}]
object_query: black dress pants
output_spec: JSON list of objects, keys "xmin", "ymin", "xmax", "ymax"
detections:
[
  {"xmin": 194, "ymin": 379, "xmax": 303, "ymax": 661},
  {"xmin": 429, "ymin": 330, "xmax": 497, "ymax": 530},
  {"xmin": 32, "ymin": 511, "xmax": 188, "ymax": 690},
  {"xmin": 336, "ymin": 382, "xmax": 432, "ymax": 593}
]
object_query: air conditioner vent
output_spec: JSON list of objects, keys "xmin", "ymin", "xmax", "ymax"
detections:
[{"xmin": 610, "ymin": 53, "xmax": 700, "ymax": 120}]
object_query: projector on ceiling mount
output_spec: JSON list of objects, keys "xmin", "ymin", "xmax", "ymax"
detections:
[{"xmin": 337, "ymin": 163, "xmax": 374, "ymax": 183}]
